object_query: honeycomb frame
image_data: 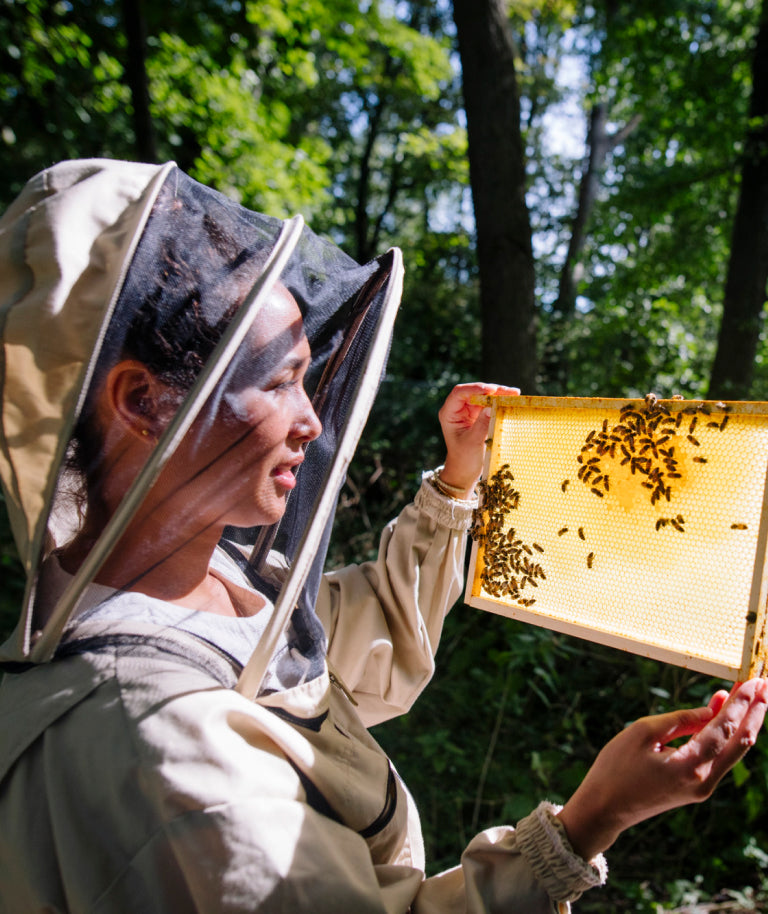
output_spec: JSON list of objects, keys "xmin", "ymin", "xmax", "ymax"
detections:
[{"xmin": 465, "ymin": 395, "xmax": 768, "ymax": 680}]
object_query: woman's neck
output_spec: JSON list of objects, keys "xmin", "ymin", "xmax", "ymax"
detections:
[{"xmin": 59, "ymin": 521, "xmax": 249, "ymax": 617}]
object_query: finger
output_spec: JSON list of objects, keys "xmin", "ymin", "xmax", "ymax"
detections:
[
  {"xmin": 683, "ymin": 680, "xmax": 768, "ymax": 781},
  {"xmin": 707, "ymin": 689, "xmax": 731, "ymax": 716},
  {"xmin": 440, "ymin": 400, "xmax": 487, "ymax": 432},
  {"xmin": 643, "ymin": 706, "xmax": 716, "ymax": 746},
  {"xmin": 443, "ymin": 382, "xmax": 519, "ymax": 408}
]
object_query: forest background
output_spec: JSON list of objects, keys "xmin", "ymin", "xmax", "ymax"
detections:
[{"xmin": 2, "ymin": 0, "xmax": 768, "ymax": 910}]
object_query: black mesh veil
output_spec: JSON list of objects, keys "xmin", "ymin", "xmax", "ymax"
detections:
[
  {"xmin": 20, "ymin": 165, "xmax": 401, "ymax": 685},
  {"xmin": 231, "ymin": 248, "xmax": 395, "ymax": 598}
]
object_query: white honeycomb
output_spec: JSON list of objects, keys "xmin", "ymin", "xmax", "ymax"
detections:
[{"xmin": 467, "ymin": 396, "xmax": 768, "ymax": 680}]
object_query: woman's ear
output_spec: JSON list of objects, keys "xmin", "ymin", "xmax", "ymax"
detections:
[{"xmin": 102, "ymin": 360, "xmax": 170, "ymax": 443}]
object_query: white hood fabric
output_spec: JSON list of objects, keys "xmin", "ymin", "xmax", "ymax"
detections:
[{"xmin": 0, "ymin": 161, "xmax": 172, "ymax": 651}]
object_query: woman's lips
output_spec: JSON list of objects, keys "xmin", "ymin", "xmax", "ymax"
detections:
[{"xmin": 271, "ymin": 460, "xmax": 301, "ymax": 489}]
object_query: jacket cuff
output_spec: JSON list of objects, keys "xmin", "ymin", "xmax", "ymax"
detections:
[
  {"xmin": 515, "ymin": 801, "xmax": 608, "ymax": 903},
  {"xmin": 416, "ymin": 469, "xmax": 478, "ymax": 532}
]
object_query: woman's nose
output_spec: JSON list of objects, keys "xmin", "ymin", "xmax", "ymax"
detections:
[{"xmin": 297, "ymin": 390, "xmax": 322, "ymax": 443}]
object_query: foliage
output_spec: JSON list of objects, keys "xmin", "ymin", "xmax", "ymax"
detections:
[{"xmin": 512, "ymin": 0, "xmax": 762, "ymax": 398}]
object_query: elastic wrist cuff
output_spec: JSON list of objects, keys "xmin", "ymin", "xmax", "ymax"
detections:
[
  {"xmin": 416, "ymin": 469, "xmax": 478, "ymax": 531},
  {"xmin": 516, "ymin": 801, "xmax": 608, "ymax": 903}
]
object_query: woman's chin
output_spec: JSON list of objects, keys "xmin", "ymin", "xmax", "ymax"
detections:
[{"xmin": 233, "ymin": 498, "xmax": 287, "ymax": 530}]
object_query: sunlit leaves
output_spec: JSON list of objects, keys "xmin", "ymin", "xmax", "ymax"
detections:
[{"xmin": 146, "ymin": 33, "xmax": 332, "ymax": 216}]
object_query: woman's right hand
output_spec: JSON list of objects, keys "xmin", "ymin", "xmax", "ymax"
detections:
[{"xmin": 556, "ymin": 677, "xmax": 768, "ymax": 861}]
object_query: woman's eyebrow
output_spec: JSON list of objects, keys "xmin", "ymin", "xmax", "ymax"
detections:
[{"xmin": 281, "ymin": 352, "xmax": 311, "ymax": 372}]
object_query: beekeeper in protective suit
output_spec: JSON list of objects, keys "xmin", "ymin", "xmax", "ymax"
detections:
[{"xmin": 0, "ymin": 159, "xmax": 765, "ymax": 914}]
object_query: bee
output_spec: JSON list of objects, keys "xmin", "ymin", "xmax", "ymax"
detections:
[
  {"xmin": 706, "ymin": 421, "xmax": 720, "ymax": 429},
  {"xmin": 731, "ymin": 523, "xmax": 748, "ymax": 530},
  {"xmin": 720, "ymin": 415, "xmax": 729, "ymax": 431},
  {"xmin": 533, "ymin": 543, "xmax": 544, "ymax": 553},
  {"xmin": 746, "ymin": 611, "xmax": 758, "ymax": 624},
  {"xmin": 561, "ymin": 479, "xmax": 570, "ymax": 492},
  {"xmin": 671, "ymin": 518, "xmax": 685, "ymax": 532},
  {"xmin": 688, "ymin": 416, "xmax": 698, "ymax": 434},
  {"xmin": 578, "ymin": 527, "xmax": 586, "ymax": 541},
  {"xmin": 655, "ymin": 518, "xmax": 668, "ymax": 530},
  {"xmin": 687, "ymin": 434, "xmax": 700, "ymax": 446},
  {"xmin": 587, "ymin": 552, "xmax": 594, "ymax": 568},
  {"xmin": 693, "ymin": 456, "xmax": 708, "ymax": 463},
  {"xmin": 557, "ymin": 527, "xmax": 568, "ymax": 536},
  {"xmin": 591, "ymin": 487, "xmax": 604, "ymax": 497}
]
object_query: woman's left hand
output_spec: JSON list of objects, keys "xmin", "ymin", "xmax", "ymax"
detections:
[
  {"xmin": 437, "ymin": 382, "xmax": 519, "ymax": 498},
  {"xmin": 557, "ymin": 678, "xmax": 768, "ymax": 861}
]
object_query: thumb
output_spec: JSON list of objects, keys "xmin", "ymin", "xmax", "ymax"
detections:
[{"xmin": 641, "ymin": 706, "xmax": 715, "ymax": 748}]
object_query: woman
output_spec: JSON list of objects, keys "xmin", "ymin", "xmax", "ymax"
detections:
[{"xmin": 0, "ymin": 159, "xmax": 765, "ymax": 913}]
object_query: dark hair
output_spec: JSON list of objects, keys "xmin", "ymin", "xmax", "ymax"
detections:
[{"xmin": 66, "ymin": 181, "xmax": 270, "ymax": 510}]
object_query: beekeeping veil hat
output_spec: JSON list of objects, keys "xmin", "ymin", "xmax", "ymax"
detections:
[{"xmin": 0, "ymin": 159, "xmax": 402, "ymax": 697}]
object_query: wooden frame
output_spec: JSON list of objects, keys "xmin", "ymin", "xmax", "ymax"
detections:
[{"xmin": 465, "ymin": 395, "xmax": 768, "ymax": 680}]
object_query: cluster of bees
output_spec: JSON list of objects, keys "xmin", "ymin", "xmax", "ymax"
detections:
[
  {"xmin": 573, "ymin": 397, "xmax": 731, "ymax": 532},
  {"xmin": 470, "ymin": 463, "xmax": 545, "ymax": 606}
]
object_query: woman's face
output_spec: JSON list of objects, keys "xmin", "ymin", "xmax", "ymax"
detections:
[{"xmin": 163, "ymin": 284, "xmax": 322, "ymax": 531}]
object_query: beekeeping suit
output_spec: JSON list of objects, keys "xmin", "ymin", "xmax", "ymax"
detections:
[{"xmin": 0, "ymin": 159, "xmax": 605, "ymax": 912}]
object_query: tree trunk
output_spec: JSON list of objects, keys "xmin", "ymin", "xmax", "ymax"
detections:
[
  {"xmin": 122, "ymin": 0, "xmax": 157, "ymax": 163},
  {"xmin": 708, "ymin": 0, "xmax": 768, "ymax": 400},
  {"xmin": 543, "ymin": 105, "xmax": 640, "ymax": 391},
  {"xmin": 453, "ymin": 0, "xmax": 537, "ymax": 392}
]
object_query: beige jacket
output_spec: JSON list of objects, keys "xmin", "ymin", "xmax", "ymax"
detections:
[{"xmin": 0, "ymin": 479, "xmax": 605, "ymax": 913}]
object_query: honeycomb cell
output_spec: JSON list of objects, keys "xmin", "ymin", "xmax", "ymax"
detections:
[{"xmin": 466, "ymin": 396, "xmax": 768, "ymax": 680}]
